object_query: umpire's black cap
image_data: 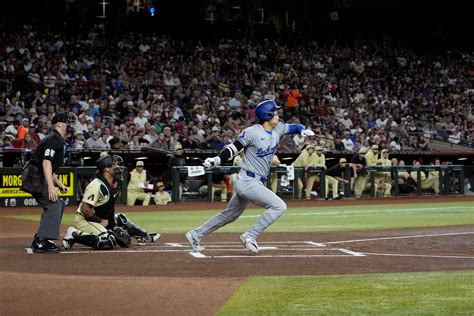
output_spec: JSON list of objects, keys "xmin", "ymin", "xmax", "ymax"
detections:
[{"xmin": 52, "ymin": 113, "xmax": 68, "ymax": 124}]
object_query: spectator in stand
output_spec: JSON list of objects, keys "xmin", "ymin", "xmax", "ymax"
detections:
[
  {"xmin": 284, "ymin": 84, "xmax": 303, "ymax": 115},
  {"xmin": 133, "ymin": 109, "xmax": 149, "ymax": 128},
  {"xmin": 1, "ymin": 27, "xmax": 472, "ymax": 155},
  {"xmin": 205, "ymin": 127, "xmax": 222, "ymax": 150},
  {"xmin": 17, "ymin": 118, "xmax": 30, "ymax": 141},
  {"xmin": 389, "ymin": 136, "xmax": 402, "ymax": 151},
  {"xmin": 2, "ymin": 136, "xmax": 13, "ymax": 148},
  {"xmin": 418, "ymin": 136, "xmax": 430, "ymax": 151},
  {"xmin": 73, "ymin": 132, "xmax": 87, "ymax": 150},
  {"xmin": 169, "ymin": 132, "xmax": 181, "ymax": 151},
  {"xmin": 22, "ymin": 133, "xmax": 38, "ymax": 150},
  {"xmin": 143, "ymin": 126, "xmax": 158, "ymax": 144},
  {"xmin": 127, "ymin": 134, "xmax": 142, "ymax": 151},
  {"xmin": 109, "ymin": 132, "xmax": 126, "ymax": 150},
  {"xmin": 151, "ymin": 132, "xmax": 169, "ymax": 150},
  {"xmin": 339, "ymin": 112, "xmax": 353, "ymax": 130},
  {"xmin": 85, "ymin": 131, "xmax": 103, "ymax": 149},
  {"xmin": 181, "ymin": 134, "xmax": 199, "ymax": 150},
  {"xmin": 293, "ymin": 132, "xmax": 306, "ymax": 150},
  {"xmin": 334, "ymin": 137, "xmax": 345, "ymax": 150},
  {"xmin": 38, "ymin": 126, "xmax": 50, "ymax": 140},
  {"xmin": 76, "ymin": 115, "xmax": 90, "ymax": 133},
  {"xmin": 342, "ymin": 132, "xmax": 354, "ymax": 151},
  {"xmin": 27, "ymin": 125, "xmax": 40, "ymax": 145}
]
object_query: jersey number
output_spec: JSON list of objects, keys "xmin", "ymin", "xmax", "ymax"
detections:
[
  {"xmin": 87, "ymin": 194, "xmax": 95, "ymax": 201},
  {"xmin": 45, "ymin": 149, "xmax": 55, "ymax": 158}
]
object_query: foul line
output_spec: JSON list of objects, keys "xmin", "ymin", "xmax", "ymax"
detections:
[
  {"xmin": 361, "ymin": 252, "xmax": 474, "ymax": 259},
  {"xmin": 322, "ymin": 232, "xmax": 474, "ymax": 245}
]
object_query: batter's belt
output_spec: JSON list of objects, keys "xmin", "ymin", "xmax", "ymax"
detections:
[{"xmin": 240, "ymin": 170, "xmax": 267, "ymax": 182}]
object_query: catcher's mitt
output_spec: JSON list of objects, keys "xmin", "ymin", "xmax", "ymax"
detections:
[{"xmin": 112, "ymin": 227, "xmax": 131, "ymax": 248}]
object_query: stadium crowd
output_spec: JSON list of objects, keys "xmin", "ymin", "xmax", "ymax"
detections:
[{"xmin": 1, "ymin": 25, "xmax": 473, "ymax": 154}]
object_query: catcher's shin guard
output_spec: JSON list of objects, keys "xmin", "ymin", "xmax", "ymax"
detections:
[
  {"xmin": 115, "ymin": 213, "xmax": 148, "ymax": 238},
  {"xmin": 96, "ymin": 231, "xmax": 117, "ymax": 250},
  {"xmin": 72, "ymin": 231, "xmax": 116, "ymax": 250}
]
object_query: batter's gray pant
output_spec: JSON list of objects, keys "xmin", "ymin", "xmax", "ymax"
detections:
[
  {"xmin": 194, "ymin": 174, "xmax": 287, "ymax": 240},
  {"xmin": 33, "ymin": 186, "xmax": 66, "ymax": 240}
]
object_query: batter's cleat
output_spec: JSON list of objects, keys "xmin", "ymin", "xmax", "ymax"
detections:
[
  {"xmin": 137, "ymin": 233, "xmax": 161, "ymax": 246},
  {"xmin": 240, "ymin": 233, "xmax": 259, "ymax": 254},
  {"xmin": 185, "ymin": 230, "xmax": 205, "ymax": 252},
  {"xmin": 32, "ymin": 237, "xmax": 60, "ymax": 253},
  {"xmin": 62, "ymin": 227, "xmax": 79, "ymax": 250}
]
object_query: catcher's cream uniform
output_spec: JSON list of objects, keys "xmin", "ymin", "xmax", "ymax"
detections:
[{"xmin": 75, "ymin": 176, "xmax": 117, "ymax": 235}]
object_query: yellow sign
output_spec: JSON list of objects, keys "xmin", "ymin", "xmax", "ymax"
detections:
[{"xmin": 0, "ymin": 171, "xmax": 74, "ymax": 197}]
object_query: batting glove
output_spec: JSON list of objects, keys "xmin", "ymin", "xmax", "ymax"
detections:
[
  {"xmin": 301, "ymin": 129, "xmax": 315, "ymax": 137},
  {"xmin": 203, "ymin": 156, "xmax": 221, "ymax": 168}
]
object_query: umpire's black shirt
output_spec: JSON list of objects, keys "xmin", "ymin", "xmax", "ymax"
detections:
[{"xmin": 34, "ymin": 130, "xmax": 65, "ymax": 174}]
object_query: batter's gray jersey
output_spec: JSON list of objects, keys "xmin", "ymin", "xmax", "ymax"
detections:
[
  {"xmin": 190, "ymin": 122, "xmax": 299, "ymax": 243},
  {"xmin": 238, "ymin": 122, "xmax": 288, "ymax": 177}
]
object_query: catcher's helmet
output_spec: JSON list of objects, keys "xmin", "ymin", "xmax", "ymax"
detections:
[
  {"xmin": 255, "ymin": 100, "xmax": 281, "ymax": 122},
  {"xmin": 97, "ymin": 154, "xmax": 125, "ymax": 182},
  {"xmin": 97, "ymin": 154, "xmax": 113, "ymax": 172}
]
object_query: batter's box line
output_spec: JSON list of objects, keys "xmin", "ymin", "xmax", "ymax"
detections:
[{"xmin": 189, "ymin": 253, "xmax": 358, "ymax": 259}]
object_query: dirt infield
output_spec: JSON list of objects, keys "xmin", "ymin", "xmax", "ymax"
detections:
[{"xmin": 1, "ymin": 195, "xmax": 473, "ymax": 315}]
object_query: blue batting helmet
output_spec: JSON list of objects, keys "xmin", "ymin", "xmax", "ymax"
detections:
[{"xmin": 255, "ymin": 100, "xmax": 281, "ymax": 122}]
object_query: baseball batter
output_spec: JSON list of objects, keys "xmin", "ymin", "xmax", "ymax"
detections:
[{"xmin": 186, "ymin": 100, "xmax": 314, "ymax": 253}]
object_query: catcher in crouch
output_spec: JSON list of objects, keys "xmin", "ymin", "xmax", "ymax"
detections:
[{"xmin": 62, "ymin": 153, "xmax": 160, "ymax": 250}]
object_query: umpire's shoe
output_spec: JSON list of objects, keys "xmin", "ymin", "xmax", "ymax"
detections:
[
  {"xmin": 62, "ymin": 227, "xmax": 79, "ymax": 250},
  {"xmin": 185, "ymin": 230, "xmax": 205, "ymax": 252},
  {"xmin": 32, "ymin": 235, "xmax": 60, "ymax": 253},
  {"xmin": 240, "ymin": 232, "xmax": 259, "ymax": 254}
]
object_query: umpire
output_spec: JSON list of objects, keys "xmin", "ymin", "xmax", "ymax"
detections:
[{"xmin": 30, "ymin": 113, "xmax": 70, "ymax": 253}]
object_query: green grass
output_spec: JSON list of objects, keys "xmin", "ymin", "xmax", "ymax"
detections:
[
  {"xmin": 5, "ymin": 201, "xmax": 473, "ymax": 234},
  {"xmin": 217, "ymin": 271, "xmax": 474, "ymax": 315}
]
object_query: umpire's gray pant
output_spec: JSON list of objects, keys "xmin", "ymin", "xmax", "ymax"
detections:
[{"xmin": 33, "ymin": 186, "xmax": 65, "ymax": 240}]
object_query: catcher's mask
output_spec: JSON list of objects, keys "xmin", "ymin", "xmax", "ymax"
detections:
[{"xmin": 97, "ymin": 154, "xmax": 126, "ymax": 182}]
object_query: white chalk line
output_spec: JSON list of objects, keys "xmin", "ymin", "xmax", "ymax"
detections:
[
  {"xmin": 240, "ymin": 206, "xmax": 474, "ymax": 218},
  {"xmin": 323, "ymin": 231, "xmax": 474, "ymax": 245},
  {"xmin": 191, "ymin": 254, "xmax": 352, "ymax": 259},
  {"xmin": 338, "ymin": 248, "xmax": 366, "ymax": 257},
  {"xmin": 360, "ymin": 252, "xmax": 474, "ymax": 259}
]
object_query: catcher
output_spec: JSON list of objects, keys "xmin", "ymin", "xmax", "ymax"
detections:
[{"xmin": 62, "ymin": 153, "xmax": 160, "ymax": 250}]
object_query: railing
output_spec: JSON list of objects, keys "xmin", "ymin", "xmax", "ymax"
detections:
[{"xmin": 171, "ymin": 165, "xmax": 465, "ymax": 202}]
